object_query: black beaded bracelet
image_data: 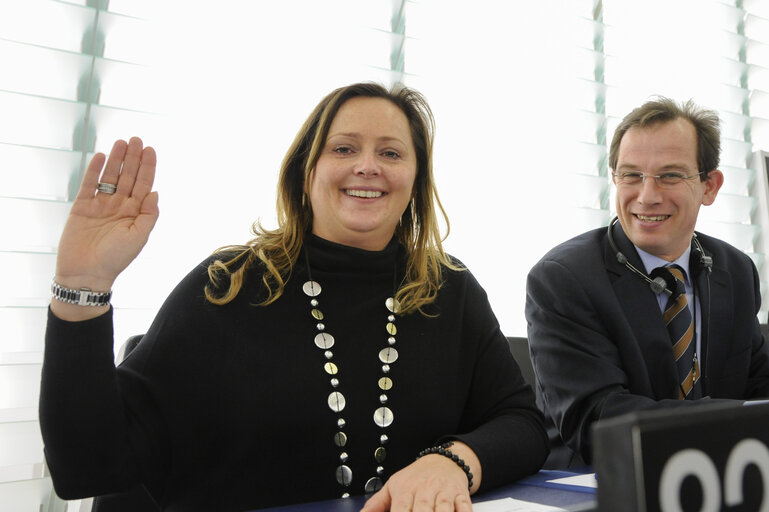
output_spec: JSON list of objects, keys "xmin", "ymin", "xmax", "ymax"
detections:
[{"xmin": 416, "ymin": 441, "xmax": 474, "ymax": 490}]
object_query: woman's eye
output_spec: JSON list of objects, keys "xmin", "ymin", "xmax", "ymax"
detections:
[
  {"xmin": 333, "ymin": 146, "xmax": 352, "ymax": 155},
  {"xmin": 382, "ymin": 150, "xmax": 400, "ymax": 159}
]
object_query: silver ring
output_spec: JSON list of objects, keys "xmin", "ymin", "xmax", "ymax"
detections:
[{"xmin": 97, "ymin": 182, "xmax": 117, "ymax": 195}]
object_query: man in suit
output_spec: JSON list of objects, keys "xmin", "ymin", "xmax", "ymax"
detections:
[{"xmin": 525, "ymin": 97, "xmax": 769, "ymax": 468}]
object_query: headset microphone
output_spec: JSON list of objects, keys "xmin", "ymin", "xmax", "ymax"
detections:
[
  {"xmin": 607, "ymin": 217, "xmax": 679, "ymax": 297},
  {"xmin": 649, "ymin": 266, "xmax": 678, "ymax": 297},
  {"xmin": 613, "ymin": 250, "xmax": 670, "ymax": 294},
  {"xmin": 649, "ymin": 277, "xmax": 668, "ymax": 295}
]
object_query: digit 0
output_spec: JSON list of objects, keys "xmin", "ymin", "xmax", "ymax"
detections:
[
  {"xmin": 724, "ymin": 439, "xmax": 769, "ymax": 511},
  {"xmin": 659, "ymin": 449, "xmax": 720, "ymax": 512},
  {"xmin": 658, "ymin": 440, "xmax": 769, "ymax": 512}
]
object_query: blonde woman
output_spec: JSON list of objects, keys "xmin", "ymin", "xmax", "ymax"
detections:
[{"xmin": 41, "ymin": 83, "xmax": 548, "ymax": 511}]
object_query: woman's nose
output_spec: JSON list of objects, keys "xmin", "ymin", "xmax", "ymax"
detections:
[{"xmin": 354, "ymin": 152, "xmax": 380, "ymax": 176}]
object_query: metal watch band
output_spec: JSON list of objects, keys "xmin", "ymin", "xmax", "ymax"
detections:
[{"xmin": 51, "ymin": 281, "xmax": 112, "ymax": 306}]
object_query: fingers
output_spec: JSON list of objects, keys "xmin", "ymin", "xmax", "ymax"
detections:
[
  {"xmin": 131, "ymin": 145, "xmax": 157, "ymax": 200},
  {"xmin": 114, "ymin": 136, "xmax": 143, "ymax": 195},
  {"xmin": 116, "ymin": 137, "xmax": 156, "ymax": 200},
  {"xmin": 116, "ymin": 136, "xmax": 157, "ymax": 198},
  {"xmin": 99, "ymin": 138, "xmax": 129, "ymax": 187},
  {"xmin": 76, "ymin": 151, "xmax": 106, "ymax": 200},
  {"xmin": 76, "ymin": 137, "xmax": 156, "ymax": 200},
  {"xmin": 362, "ymin": 471, "xmax": 472, "ymax": 512},
  {"xmin": 360, "ymin": 487, "xmax": 389, "ymax": 512},
  {"xmin": 386, "ymin": 490, "xmax": 470, "ymax": 512},
  {"xmin": 454, "ymin": 494, "xmax": 472, "ymax": 512}
]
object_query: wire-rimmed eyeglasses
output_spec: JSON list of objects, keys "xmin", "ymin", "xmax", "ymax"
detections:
[{"xmin": 612, "ymin": 171, "xmax": 706, "ymax": 188}]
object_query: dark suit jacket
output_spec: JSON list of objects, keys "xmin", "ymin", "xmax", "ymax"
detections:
[{"xmin": 525, "ymin": 222, "xmax": 769, "ymax": 465}]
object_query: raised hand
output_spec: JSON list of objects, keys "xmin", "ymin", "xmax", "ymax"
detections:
[{"xmin": 52, "ymin": 137, "xmax": 159, "ymax": 320}]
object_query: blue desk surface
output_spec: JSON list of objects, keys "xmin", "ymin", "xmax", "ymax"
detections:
[{"xmin": 252, "ymin": 471, "xmax": 596, "ymax": 511}]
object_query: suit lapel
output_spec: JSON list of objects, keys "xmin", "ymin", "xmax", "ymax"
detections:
[{"xmin": 605, "ymin": 222, "xmax": 680, "ymax": 399}]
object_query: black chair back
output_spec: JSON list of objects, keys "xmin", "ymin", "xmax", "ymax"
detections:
[{"xmin": 507, "ymin": 336, "xmax": 536, "ymax": 388}]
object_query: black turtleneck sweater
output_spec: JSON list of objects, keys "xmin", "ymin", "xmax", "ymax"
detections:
[{"xmin": 40, "ymin": 235, "xmax": 548, "ymax": 511}]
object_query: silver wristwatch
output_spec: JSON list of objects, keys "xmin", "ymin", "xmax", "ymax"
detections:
[{"xmin": 51, "ymin": 281, "xmax": 112, "ymax": 306}]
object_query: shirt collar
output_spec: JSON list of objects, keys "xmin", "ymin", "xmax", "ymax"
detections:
[{"xmin": 637, "ymin": 245, "xmax": 693, "ymax": 286}]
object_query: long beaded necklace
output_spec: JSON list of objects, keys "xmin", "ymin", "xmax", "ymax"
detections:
[{"xmin": 302, "ymin": 249, "xmax": 400, "ymax": 498}]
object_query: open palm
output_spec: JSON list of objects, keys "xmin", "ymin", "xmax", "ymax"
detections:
[{"xmin": 55, "ymin": 137, "xmax": 159, "ymax": 291}]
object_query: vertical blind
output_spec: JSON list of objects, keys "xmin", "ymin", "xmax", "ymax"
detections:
[{"xmin": 2, "ymin": 0, "xmax": 769, "ymax": 508}]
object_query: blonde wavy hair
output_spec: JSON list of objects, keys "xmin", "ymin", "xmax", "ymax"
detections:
[{"xmin": 205, "ymin": 82, "xmax": 461, "ymax": 315}]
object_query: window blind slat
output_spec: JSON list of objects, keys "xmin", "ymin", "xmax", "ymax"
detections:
[
  {"xmin": 0, "ymin": 365, "xmax": 42, "ymax": 409},
  {"xmin": 720, "ymin": 165, "xmax": 753, "ymax": 195},
  {"xmin": 698, "ymin": 193, "xmax": 756, "ymax": 224},
  {"xmin": 0, "ymin": 253, "xmax": 56, "ymax": 307},
  {"xmin": 0, "ymin": 144, "xmax": 80, "ymax": 201},
  {"xmin": 0, "ymin": 0, "xmax": 96, "ymax": 51},
  {"xmin": 0, "ymin": 40, "xmax": 95, "ymax": 100},
  {"xmin": 0, "ymin": 309, "xmax": 47, "ymax": 353},
  {"xmin": 695, "ymin": 220, "xmax": 759, "ymax": 253},
  {"xmin": 0, "ymin": 92, "xmax": 87, "ymax": 149},
  {"xmin": 0, "ymin": 198, "xmax": 70, "ymax": 252}
]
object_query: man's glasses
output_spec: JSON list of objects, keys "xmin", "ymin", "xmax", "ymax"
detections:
[{"xmin": 612, "ymin": 171, "xmax": 706, "ymax": 188}]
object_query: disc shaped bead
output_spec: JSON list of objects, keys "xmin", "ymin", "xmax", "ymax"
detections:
[
  {"xmin": 336, "ymin": 465, "xmax": 352, "ymax": 486},
  {"xmin": 375, "ymin": 446, "xmax": 387, "ymax": 463},
  {"xmin": 303, "ymin": 281, "xmax": 322, "ymax": 297},
  {"xmin": 379, "ymin": 347, "xmax": 398, "ymax": 364},
  {"xmin": 311, "ymin": 309, "xmax": 324, "ymax": 320},
  {"xmin": 324, "ymin": 362, "xmax": 338, "ymax": 375},
  {"xmin": 328, "ymin": 391, "xmax": 346, "ymax": 412},
  {"xmin": 378, "ymin": 377, "xmax": 393, "ymax": 390},
  {"xmin": 334, "ymin": 432, "xmax": 348, "ymax": 447},
  {"xmin": 386, "ymin": 322, "xmax": 397, "ymax": 336},
  {"xmin": 365, "ymin": 477, "xmax": 383, "ymax": 493},
  {"xmin": 373, "ymin": 406, "xmax": 394, "ymax": 427},
  {"xmin": 314, "ymin": 332, "xmax": 335, "ymax": 349},
  {"xmin": 386, "ymin": 297, "xmax": 399, "ymax": 313}
]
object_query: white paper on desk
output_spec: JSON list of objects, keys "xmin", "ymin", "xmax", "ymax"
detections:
[
  {"xmin": 473, "ymin": 497, "xmax": 567, "ymax": 511},
  {"xmin": 547, "ymin": 473, "xmax": 597, "ymax": 489}
]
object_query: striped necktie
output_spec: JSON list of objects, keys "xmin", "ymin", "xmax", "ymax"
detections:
[{"xmin": 662, "ymin": 265, "xmax": 701, "ymax": 399}]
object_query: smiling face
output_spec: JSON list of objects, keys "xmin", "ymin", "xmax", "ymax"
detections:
[
  {"xmin": 614, "ymin": 117, "xmax": 723, "ymax": 261},
  {"xmin": 307, "ymin": 96, "xmax": 418, "ymax": 251}
]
